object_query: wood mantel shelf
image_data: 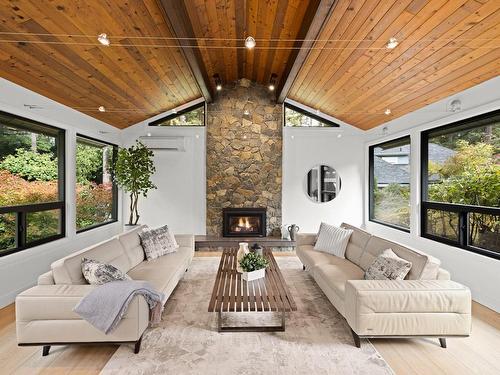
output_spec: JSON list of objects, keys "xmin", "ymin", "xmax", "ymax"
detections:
[{"xmin": 195, "ymin": 235, "xmax": 296, "ymax": 250}]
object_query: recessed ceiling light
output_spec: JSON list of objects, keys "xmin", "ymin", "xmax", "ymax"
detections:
[
  {"xmin": 384, "ymin": 108, "xmax": 391, "ymax": 115},
  {"xmin": 268, "ymin": 84, "xmax": 275, "ymax": 91},
  {"xmin": 98, "ymin": 106, "xmax": 106, "ymax": 112},
  {"xmin": 337, "ymin": 133, "xmax": 342, "ymax": 138},
  {"xmin": 245, "ymin": 36, "xmax": 256, "ymax": 49},
  {"xmin": 97, "ymin": 33, "xmax": 110, "ymax": 46},
  {"xmin": 386, "ymin": 37, "xmax": 398, "ymax": 49}
]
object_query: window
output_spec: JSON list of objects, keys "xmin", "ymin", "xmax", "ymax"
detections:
[
  {"xmin": 76, "ymin": 135, "xmax": 118, "ymax": 232},
  {"xmin": 421, "ymin": 110, "xmax": 500, "ymax": 259},
  {"xmin": 149, "ymin": 102, "xmax": 205, "ymax": 126},
  {"xmin": 369, "ymin": 136, "xmax": 411, "ymax": 231},
  {"xmin": 284, "ymin": 103, "xmax": 340, "ymax": 127},
  {"xmin": 0, "ymin": 111, "xmax": 65, "ymax": 256}
]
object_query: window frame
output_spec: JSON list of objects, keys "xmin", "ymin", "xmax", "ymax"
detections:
[
  {"xmin": 420, "ymin": 109, "xmax": 500, "ymax": 260},
  {"xmin": 0, "ymin": 111, "xmax": 66, "ymax": 257},
  {"xmin": 283, "ymin": 102, "xmax": 340, "ymax": 128},
  {"xmin": 75, "ymin": 134, "xmax": 119, "ymax": 234},
  {"xmin": 368, "ymin": 135, "xmax": 411, "ymax": 233},
  {"xmin": 148, "ymin": 102, "xmax": 206, "ymax": 127}
]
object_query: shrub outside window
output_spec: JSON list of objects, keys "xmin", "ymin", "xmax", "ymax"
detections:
[
  {"xmin": 0, "ymin": 111, "xmax": 65, "ymax": 256},
  {"xmin": 149, "ymin": 102, "xmax": 205, "ymax": 126},
  {"xmin": 369, "ymin": 136, "xmax": 411, "ymax": 231},
  {"xmin": 421, "ymin": 110, "xmax": 500, "ymax": 259},
  {"xmin": 76, "ymin": 135, "xmax": 118, "ymax": 232}
]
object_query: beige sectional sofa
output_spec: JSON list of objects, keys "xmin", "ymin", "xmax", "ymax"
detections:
[
  {"xmin": 16, "ymin": 225, "xmax": 194, "ymax": 356},
  {"xmin": 296, "ymin": 223, "xmax": 471, "ymax": 348}
]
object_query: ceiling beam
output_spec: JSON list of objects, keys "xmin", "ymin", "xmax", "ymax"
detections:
[
  {"xmin": 276, "ymin": 0, "xmax": 337, "ymax": 103},
  {"xmin": 157, "ymin": 0, "xmax": 213, "ymax": 102}
]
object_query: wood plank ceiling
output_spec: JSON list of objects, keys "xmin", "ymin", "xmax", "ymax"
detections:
[
  {"xmin": 181, "ymin": 0, "xmax": 315, "ymax": 92},
  {"xmin": 0, "ymin": 0, "xmax": 201, "ymax": 128},
  {"xmin": 288, "ymin": 0, "xmax": 500, "ymax": 129}
]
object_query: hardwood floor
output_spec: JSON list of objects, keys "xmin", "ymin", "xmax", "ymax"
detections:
[{"xmin": 2, "ymin": 253, "xmax": 499, "ymax": 375}]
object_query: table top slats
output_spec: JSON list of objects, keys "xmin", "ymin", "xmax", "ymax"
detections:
[{"xmin": 208, "ymin": 248, "xmax": 297, "ymax": 313}]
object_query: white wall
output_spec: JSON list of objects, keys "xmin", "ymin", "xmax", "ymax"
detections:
[
  {"xmin": 120, "ymin": 100, "xmax": 206, "ymax": 234},
  {"xmin": 282, "ymin": 103, "xmax": 365, "ymax": 232},
  {"xmin": 0, "ymin": 78, "xmax": 123, "ymax": 308},
  {"xmin": 363, "ymin": 76, "xmax": 500, "ymax": 312}
]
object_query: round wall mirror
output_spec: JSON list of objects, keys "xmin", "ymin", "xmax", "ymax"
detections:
[{"xmin": 305, "ymin": 165, "xmax": 341, "ymax": 203}]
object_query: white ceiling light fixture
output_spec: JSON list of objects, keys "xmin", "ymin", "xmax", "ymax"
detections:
[
  {"xmin": 386, "ymin": 37, "xmax": 398, "ymax": 49},
  {"xmin": 448, "ymin": 99, "xmax": 462, "ymax": 112},
  {"xmin": 245, "ymin": 36, "xmax": 256, "ymax": 49},
  {"xmin": 384, "ymin": 108, "xmax": 391, "ymax": 115},
  {"xmin": 337, "ymin": 133, "xmax": 342, "ymax": 138},
  {"xmin": 97, "ymin": 33, "xmax": 110, "ymax": 46},
  {"xmin": 98, "ymin": 106, "xmax": 106, "ymax": 112}
]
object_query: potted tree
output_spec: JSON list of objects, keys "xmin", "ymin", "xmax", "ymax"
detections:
[
  {"xmin": 114, "ymin": 141, "xmax": 156, "ymax": 227},
  {"xmin": 239, "ymin": 252, "xmax": 269, "ymax": 281}
]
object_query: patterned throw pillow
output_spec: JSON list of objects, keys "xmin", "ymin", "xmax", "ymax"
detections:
[
  {"xmin": 364, "ymin": 249, "xmax": 412, "ymax": 280},
  {"xmin": 81, "ymin": 258, "xmax": 131, "ymax": 285},
  {"xmin": 139, "ymin": 225, "xmax": 179, "ymax": 261},
  {"xmin": 313, "ymin": 222, "xmax": 353, "ymax": 258}
]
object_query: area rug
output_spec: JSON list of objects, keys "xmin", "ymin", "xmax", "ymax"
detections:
[{"xmin": 101, "ymin": 256, "xmax": 394, "ymax": 375}]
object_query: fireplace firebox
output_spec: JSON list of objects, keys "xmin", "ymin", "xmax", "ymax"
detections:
[{"xmin": 223, "ymin": 208, "xmax": 266, "ymax": 237}]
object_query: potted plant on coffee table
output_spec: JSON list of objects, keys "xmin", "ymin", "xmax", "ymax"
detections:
[
  {"xmin": 114, "ymin": 141, "xmax": 157, "ymax": 227},
  {"xmin": 239, "ymin": 252, "xmax": 269, "ymax": 281}
]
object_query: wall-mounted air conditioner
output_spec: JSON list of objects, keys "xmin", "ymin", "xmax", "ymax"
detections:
[{"xmin": 138, "ymin": 136, "xmax": 186, "ymax": 151}]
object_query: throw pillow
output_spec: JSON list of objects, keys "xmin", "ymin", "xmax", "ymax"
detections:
[
  {"xmin": 364, "ymin": 249, "xmax": 412, "ymax": 280},
  {"xmin": 81, "ymin": 258, "xmax": 131, "ymax": 285},
  {"xmin": 313, "ymin": 222, "xmax": 353, "ymax": 258},
  {"xmin": 139, "ymin": 225, "xmax": 179, "ymax": 261}
]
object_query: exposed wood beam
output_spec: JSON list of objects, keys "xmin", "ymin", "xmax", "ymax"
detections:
[
  {"xmin": 157, "ymin": 0, "xmax": 213, "ymax": 102},
  {"xmin": 276, "ymin": 0, "xmax": 337, "ymax": 103}
]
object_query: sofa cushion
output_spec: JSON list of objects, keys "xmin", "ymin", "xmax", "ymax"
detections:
[
  {"xmin": 341, "ymin": 223, "xmax": 371, "ymax": 267},
  {"xmin": 296, "ymin": 245, "xmax": 336, "ymax": 269},
  {"xmin": 126, "ymin": 246, "xmax": 193, "ymax": 296},
  {"xmin": 314, "ymin": 223, "xmax": 353, "ymax": 258},
  {"xmin": 117, "ymin": 225, "xmax": 147, "ymax": 269},
  {"xmin": 51, "ymin": 238, "xmax": 130, "ymax": 285},
  {"xmin": 360, "ymin": 236, "xmax": 440, "ymax": 280},
  {"xmin": 364, "ymin": 249, "xmax": 412, "ymax": 280}
]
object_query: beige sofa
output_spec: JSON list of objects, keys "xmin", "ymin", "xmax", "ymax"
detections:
[
  {"xmin": 296, "ymin": 223, "xmax": 471, "ymax": 348},
  {"xmin": 16, "ymin": 225, "xmax": 194, "ymax": 356}
]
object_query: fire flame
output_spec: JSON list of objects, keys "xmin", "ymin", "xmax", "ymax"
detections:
[{"xmin": 238, "ymin": 217, "xmax": 251, "ymax": 229}]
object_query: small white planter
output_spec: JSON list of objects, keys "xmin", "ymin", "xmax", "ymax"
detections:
[{"xmin": 242, "ymin": 268, "xmax": 266, "ymax": 281}]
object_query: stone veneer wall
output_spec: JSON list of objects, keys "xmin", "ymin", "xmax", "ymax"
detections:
[{"xmin": 206, "ymin": 79, "xmax": 282, "ymax": 236}]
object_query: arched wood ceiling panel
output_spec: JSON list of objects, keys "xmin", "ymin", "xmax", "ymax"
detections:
[
  {"xmin": 182, "ymin": 0, "xmax": 314, "ymax": 91},
  {"xmin": 0, "ymin": 0, "xmax": 202, "ymax": 128},
  {"xmin": 288, "ymin": 0, "xmax": 500, "ymax": 130}
]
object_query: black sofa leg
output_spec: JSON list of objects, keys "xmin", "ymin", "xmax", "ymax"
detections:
[
  {"xmin": 439, "ymin": 338, "xmax": 447, "ymax": 348},
  {"xmin": 42, "ymin": 345, "xmax": 50, "ymax": 356},
  {"xmin": 302, "ymin": 265, "xmax": 306, "ymax": 271},
  {"xmin": 351, "ymin": 329, "xmax": 361, "ymax": 348},
  {"xmin": 134, "ymin": 336, "xmax": 143, "ymax": 354}
]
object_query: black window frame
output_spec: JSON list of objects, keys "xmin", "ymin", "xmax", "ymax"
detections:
[
  {"xmin": 283, "ymin": 102, "xmax": 340, "ymax": 128},
  {"xmin": 148, "ymin": 102, "xmax": 206, "ymax": 127},
  {"xmin": 0, "ymin": 111, "xmax": 66, "ymax": 257},
  {"xmin": 75, "ymin": 134, "xmax": 119, "ymax": 234},
  {"xmin": 368, "ymin": 135, "xmax": 411, "ymax": 233},
  {"xmin": 421, "ymin": 109, "xmax": 500, "ymax": 260}
]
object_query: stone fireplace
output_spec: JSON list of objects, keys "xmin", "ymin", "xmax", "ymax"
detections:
[
  {"xmin": 223, "ymin": 208, "xmax": 267, "ymax": 237},
  {"xmin": 206, "ymin": 79, "xmax": 282, "ymax": 236}
]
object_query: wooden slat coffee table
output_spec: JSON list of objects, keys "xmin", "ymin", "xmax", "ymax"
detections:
[{"xmin": 208, "ymin": 248, "xmax": 297, "ymax": 332}]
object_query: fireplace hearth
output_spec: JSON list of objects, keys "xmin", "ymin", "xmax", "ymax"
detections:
[{"xmin": 223, "ymin": 208, "xmax": 266, "ymax": 237}]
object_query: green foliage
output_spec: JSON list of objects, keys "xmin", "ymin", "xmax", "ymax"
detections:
[
  {"xmin": 76, "ymin": 143, "xmax": 103, "ymax": 184},
  {"xmin": 0, "ymin": 125, "xmax": 55, "ymax": 160},
  {"xmin": 114, "ymin": 141, "xmax": 156, "ymax": 225},
  {"xmin": 373, "ymin": 183, "xmax": 410, "ymax": 228},
  {"xmin": 0, "ymin": 148, "xmax": 58, "ymax": 181},
  {"xmin": 165, "ymin": 107, "xmax": 204, "ymax": 126},
  {"xmin": 239, "ymin": 252, "xmax": 269, "ymax": 272}
]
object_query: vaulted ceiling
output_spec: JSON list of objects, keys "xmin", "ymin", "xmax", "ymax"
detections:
[{"xmin": 0, "ymin": 0, "xmax": 499, "ymax": 130}]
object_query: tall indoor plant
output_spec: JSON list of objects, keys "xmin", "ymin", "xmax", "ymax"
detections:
[{"xmin": 114, "ymin": 141, "xmax": 156, "ymax": 226}]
